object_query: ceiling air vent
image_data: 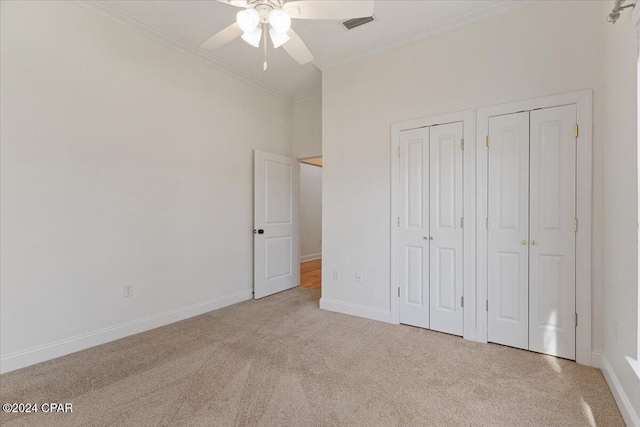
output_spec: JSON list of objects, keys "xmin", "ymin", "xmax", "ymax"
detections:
[{"xmin": 342, "ymin": 16, "xmax": 375, "ymax": 30}]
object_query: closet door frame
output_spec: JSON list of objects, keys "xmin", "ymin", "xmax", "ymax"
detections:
[
  {"xmin": 391, "ymin": 110, "xmax": 476, "ymax": 340},
  {"xmin": 476, "ymin": 90, "xmax": 593, "ymax": 366}
]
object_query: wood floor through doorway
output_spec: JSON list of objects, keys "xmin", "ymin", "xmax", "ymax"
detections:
[{"xmin": 300, "ymin": 259, "xmax": 321, "ymax": 289}]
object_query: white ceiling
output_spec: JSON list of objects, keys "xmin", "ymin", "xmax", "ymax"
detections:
[{"xmin": 100, "ymin": 0, "xmax": 531, "ymax": 100}]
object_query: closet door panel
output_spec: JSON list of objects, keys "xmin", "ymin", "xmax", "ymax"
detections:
[
  {"xmin": 529, "ymin": 105, "xmax": 577, "ymax": 360},
  {"xmin": 398, "ymin": 128, "xmax": 430, "ymax": 328},
  {"xmin": 487, "ymin": 112, "xmax": 530, "ymax": 350},
  {"xmin": 429, "ymin": 122, "xmax": 464, "ymax": 336}
]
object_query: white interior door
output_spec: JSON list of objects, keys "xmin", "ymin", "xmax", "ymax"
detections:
[
  {"xmin": 398, "ymin": 128, "xmax": 430, "ymax": 328},
  {"xmin": 429, "ymin": 122, "xmax": 464, "ymax": 336},
  {"xmin": 487, "ymin": 112, "xmax": 530, "ymax": 350},
  {"xmin": 254, "ymin": 150, "xmax": 300, "ymax": 299},
  {"xmin": 529, "ymin": 105, "xmax": 577, "ymax": 360}
]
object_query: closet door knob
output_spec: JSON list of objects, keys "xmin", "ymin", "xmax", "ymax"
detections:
[
  {"xmin": 531, "ymin": 240, "xmax": 537, "ymax": 245},
  {"xmin": 429, "ymin": 236, "xmax": 434, "ymax": 240},
  {"xmin": 521, "ymin": 240, "xmax": 527, "ymax": 245},
  {"xmin": 423, "ymin": 236, "xmax": 429, "ymax": 240}
]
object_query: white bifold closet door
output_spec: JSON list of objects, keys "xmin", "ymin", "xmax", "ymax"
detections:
[
  {"xmin": 487, "ymin": 112, "xmax": 530, "ymax": 350},
  {"xmin": 487, "ymin": 105, "xmax": 577, "ymax": 360},
  {"xmin": 429, "ymin": 123, "xmax": 464, "ymax": 336},
  {"xmin": 529, "ymin": 105, "xmax": 576, "ymax": 359},
  {"xmin": 398, "ymin": 128, "xmax": 430, "ymax": 329},
  {"xmin": 399, "ymin": 122, "xmax": 463, "ymax": 336}
]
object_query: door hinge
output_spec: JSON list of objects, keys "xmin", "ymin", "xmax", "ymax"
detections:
[
  {"xmin": 486, "ymin": 217, "xmax": 489, "ymax": 229},
  {"xmin": 397, "ymin": 146, "xmax": 401, "ymax": 157},
  {"xmin": 575, "ymin": 124, "xmax": 579, "ymax": 138},
  {"xmin": 486, "ymin": 300, "xmax": 489, "ymax": 312},
  {"xmin": 574, "ymin": 312, "xmax": 578, "ymax": 327},
  {"xmin": 486, "ymin": 135, "xmax": 490, "ymax": 148},
  {"xmin": 574, "ymin": 218, "xmax": 579, "ymax": 232},
  {"xmin": 461, "ymin": 296, "xmax": 464, "ymax": 308},
  {"xmin": 397, "ymin": 217, "xmax": 401, "ymax": 227},
  {"xmin": 460, "ymin": 138, "xmax": 465, "ymax": 150},
  {"xmin": 398, "ymin": 287, "xmax": 400, "ymax": 298},
  {"xmin": 460, "ymin": 217, "xmax": 464, "ymax": 229}
]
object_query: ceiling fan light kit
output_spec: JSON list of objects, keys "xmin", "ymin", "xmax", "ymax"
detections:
[
  {"xmin": 269, "ymin": 28, "xmax": 290, "ymax": 49},
  {"xmin": 204, "ymin": 0, "xmax": 374, "ymax": 68},
  {"xmin": 234, "ymin": 1, "xmax": 290, "ymax": 50},
  {"xmin": 236, "ymin": 8, "xmax": 260, "ymax": 33},
  {"xmin": 241, "ymin": 26, "xmax": 262, "ymax": 48},
  {"xmin": 268, "ymin": 9, "xmax": 291, "ymax": 34}
]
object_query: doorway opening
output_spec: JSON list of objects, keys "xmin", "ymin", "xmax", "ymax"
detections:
[{"xmin": 300, "ymin": 157, "xmax": 322, "ymax": 290}]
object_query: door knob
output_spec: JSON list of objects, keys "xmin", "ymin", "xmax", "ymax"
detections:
[
  {"xmin": 423, "ymin": 236, "xmax": 429, "ymax": 240},
  {"xmin": 531, "ymin": 240, "xmax": 536, "ymax": 245},
  {"xmin": 521, "ymin": 240, "xmax": 527, "ymax": 245},
  {"xmin": 429, "ymin": 236, "xmax": 434, "ymax": 240},
  {"xmin": 254, "ymin": 229, "xmax": 264, "ymax": 235}
]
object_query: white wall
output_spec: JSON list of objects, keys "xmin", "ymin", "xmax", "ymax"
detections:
[
  {"xmin": 601, "ymin": 2, "xmax": 640, "ymax": 423},
  {"xmin": 300, "ymin": 163, "xmax": 322, "ymax": 261},
  {"xmin": 292, "ymin": 95, "xmax": 322, "ymax": 159},
  {"xmin": 0, "ymin": 1, "xmax": 292, "ymax": 372},
  {"xmin": 322, "ymin": 1, "xmax": 606, "ymax": 350},
  {"xmin": 293, "ymin": 94, "xmax": 322, "ymax": 263}
]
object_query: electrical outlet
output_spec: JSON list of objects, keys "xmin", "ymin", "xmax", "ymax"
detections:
[
  {"xmin": 613, "ymin": 321, "xmax": 618, "ymax": 342},
  {"xmin": 124, "ymin": 285, "xmax": 133, "ymax": 298},
  {"xmin": 332, "ymin": 270, "xmax": 340, "ymax": 281},
  {"xmin": 356, "ymin": 272, "xmax": 363, "ymax": 283}
]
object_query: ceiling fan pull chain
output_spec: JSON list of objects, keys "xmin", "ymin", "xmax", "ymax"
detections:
[{"xmin": 263, "ymin": 23, "xmax": 268, "ymax": 71}]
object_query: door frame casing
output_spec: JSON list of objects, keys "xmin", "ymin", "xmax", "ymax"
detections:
[
  {"xmin": 476, "ymin": 90, "xmax": 593, "ymax": 365},
  {"xmin": 391, "ymin": 110, "xmax": 476, "ymax": 340}
]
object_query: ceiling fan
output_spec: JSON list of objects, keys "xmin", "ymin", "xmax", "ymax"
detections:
[{"xmin": 202, "ymin": 0, "xmax": 374, "ymax": 70}]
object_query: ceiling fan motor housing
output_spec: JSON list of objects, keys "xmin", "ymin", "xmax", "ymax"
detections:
[{"xmin": 248, "ymin": 0, "xmax": 285, "ymax": 23}]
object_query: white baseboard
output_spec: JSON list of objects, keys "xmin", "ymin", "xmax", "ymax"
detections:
[
  {"xmin": 592, "ymin": 350, "xmax": 602, "ymax": 368},
  {"xmin": 319, "ymin": 298, "xmax": 391, "ymax": 323},
  {"xmin": 599, "ymin": 353, "xmax": 640, "ymax": 427},
  {"xmin": 300, "ymin": 253, "xmax": 322, "ymax": 262},
  {"xmin": 0, "ymin": 290, "xmax": 253, "ymax": 374}
]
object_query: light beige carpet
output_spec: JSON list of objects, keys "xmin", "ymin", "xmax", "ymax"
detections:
[{"xmin": 1, "ymin": 288, "xmax": 624, "ymax": 427}]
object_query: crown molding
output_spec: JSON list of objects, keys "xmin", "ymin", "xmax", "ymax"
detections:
[
  {"xmin": 72, "ymin": 0, "xmax": 293, "ymax": 101},
  {"xmin": 292, "ymin": 88, "xmax": 322, "ymax": 104},
  {"xmin": 315, "ymin": 0, "xmax": 537, "ymax": 71}
]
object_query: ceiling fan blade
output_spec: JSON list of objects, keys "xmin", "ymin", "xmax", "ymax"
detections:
[
  {"xmin": 283, "ymin": 29, "xmax": 314, "ymax": 65},
  {"xmin": 284, "ymin": 1, "xmax": 374, "ymax": 20},
  {"xmin": 216, "ymin": 0, "xmax": 248, "ymax": 7},
  {"xmin": 201, "ymin": 23, "xmax": 243, "ymax": 50}
]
